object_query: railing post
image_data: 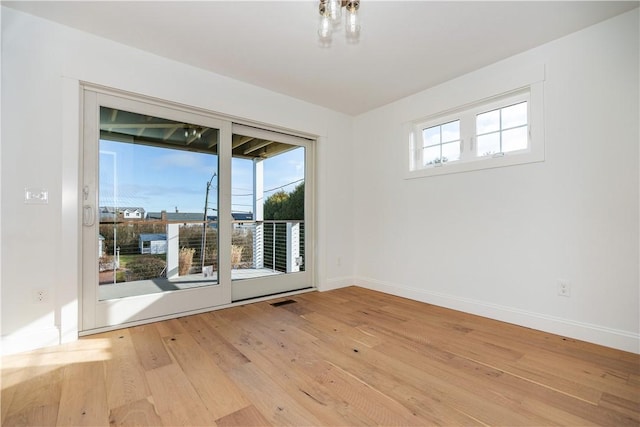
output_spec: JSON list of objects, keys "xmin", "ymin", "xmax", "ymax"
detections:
[
  {"xmin": 253, "ymin": 159, "xmax": 264, "ymax": 269},
  {"xmin": 253, "ymin": 222, "xmax": 264, "ymax": 269},
  {"xmin": 286, "ymin": 222, "xmax": 300, "ymax": 273},
  {"xmin": 166, "ymin": 223, "xmax": 179, "ymax": 278},
  {"xmin": 272, "ymin": 223, "xmax": 276, "ymax": 272}
]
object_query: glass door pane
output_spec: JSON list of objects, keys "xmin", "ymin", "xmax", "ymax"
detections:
[
  {"xmin": 98, "ymin": 107, "xmax": 220, "ymax": 300},
  {"xmin": 230, "ymin": 126, "xmax": 313, "ymax": 301},
  {"xmin": 82, "ymin": 89, "xmax": 231, "ymax": 332},
  {"xmin": 82, "ymin": 89, "xmax": 312, "ymax": 332}
]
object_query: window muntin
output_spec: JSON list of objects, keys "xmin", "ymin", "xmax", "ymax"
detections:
[
  {"xmin": 422, "ymin": 120, "xmax": 461, "ymax": 166},
  {"xmin": 476, "ymin": 101, "xmax": 528, "ymax": 156},
  {"xmin": 408, "ymin": 88, "xmax": 538, "ymax": 176}
]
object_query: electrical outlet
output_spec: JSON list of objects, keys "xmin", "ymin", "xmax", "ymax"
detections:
[
  {"xmin": 33, "ymin": 289, "xmax": 49, "ymax": 303},
  {"xmin": 557, "ymin": 281, "xmax": 571, "ymax": 297}
]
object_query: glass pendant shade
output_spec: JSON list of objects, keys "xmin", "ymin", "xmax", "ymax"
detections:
[
  {"xmin": 345, "ymin": 7, "xmax": 360, "ymax": 39},
  {"xmin": 328, "ymin": 0, "xmax": 342, "ymax": 22},
  {"xmin": 317, "ymin": 0, "xmax": 361, "ymax": 45},
  {"xmin": 318, "ymin": 15, "xmax": 332, "ymax": 38}
]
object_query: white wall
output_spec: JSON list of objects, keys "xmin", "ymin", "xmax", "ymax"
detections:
[
  {"xmin": 2, "ymin": 6, "xmax": 638, "ymax": 356},
  {"xmin": 353, "ymin": 9, "xmax": 639, "ymax": 353},
  {"xmin": 0, "ymin": 7, "xmax": 356, "ymax": 354},
  {"xmin": 0, "ymin": 5, "xmax": 3, "ymax": 357}
]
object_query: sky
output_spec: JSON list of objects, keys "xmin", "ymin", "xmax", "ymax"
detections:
[{"xmin": 99, "ymin": 140, "xmax": 305, "ymax": 216}]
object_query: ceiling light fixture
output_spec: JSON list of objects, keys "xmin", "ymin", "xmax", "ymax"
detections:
[
  {"xmin": 184, "ymin": 126, "xmax": 203, "ymax": 139},
  {"xmin": 318, "ymin": 0, "xmax": 361, "ymax": 46}
]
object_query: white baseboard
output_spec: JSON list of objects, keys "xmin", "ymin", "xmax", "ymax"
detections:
[
  {"xmin": 1, "ymin": 327, "xmax": 61, "ymax": 356},
  {"xmin": 355, "ymin": 277, "xmax": 640, "ymax": 354},
  {"xmin": 319, "ymin": 276, "xmax": 355, "ymax": 292},
  {"xmin": 4, "ymin": 279, "xmax": 635, "ymax": 355}
]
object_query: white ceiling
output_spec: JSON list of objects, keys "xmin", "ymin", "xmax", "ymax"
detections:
[{"xmin": 4, "ymin": 1, "xmax": 638, "ymax": 115}]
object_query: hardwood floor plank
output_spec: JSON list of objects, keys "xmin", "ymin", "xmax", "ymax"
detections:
[
  {"xmin": 154, "ymin": 317, "xmax": 188, "ymax": 338},
  {"xmin": 599, "ymin": 392, "xmax": 640, "ymax": 422},
  {"xmin": 144, "ymin": 363, "xmax": 217, "ymax": 426},
  {"xmin": 298, "ymin": 321, "xmax": 488, "ymax": 425},
  {"xmin": 2, "ymin": 338, "xmax": 113, "ymax": 427},
  {"xmin": 299, "ymin": 311, "xmax": 383, "ymax": 348},
  {"xmin": 390, "ymin": 384, "xmax": 486, "ymax": 426},
  {"xmin": 312, "ymin": 359, "xmax": 423, "ymax": 426},
  {"xmin": 302, "ymin": 306, "xmax": 524, "ymax": 424},
  {"xmin": 333, "ymin": 316, "xmax": 587, "ymax": 425},
  {"xmin": 56, "ymin": 361, "xmax": 109, "ymax": 426},
  {"xmin": 514, "ymin": 353, "xmax": 637, "ymax": 403},
  {"xmin": 322, "ymin": 310, "xmax": 596, "ymax": 424},
  {"xmin": 360, "ymin": 313, "xmax": 611, "ymax": 406},
  {"xmin": 247, "ymin": 300, "xmax": 483, "ymax": 426},
  {"xmin": 210, "ymin": 306, "xmax": 378, "ymax": 425},
  {"xmin": 108, "ymin": 397, "xmax": 163, "ymax": 426},
  {"xmin": 102, "ymin": 329, "xmax": 151, "ymax": 411},
  {"xmin": 178, "ymin": 313, "xmax": 251, "ymax": 372},
  {"xmin": 2, "ymin": 365, "xmax": 63, "ymax": 427},
  {"xmin": 285, "ymin": 293, "xmax": 363, "ymax": 327},
  {"xmin": 413, "ymin": 300, "xmax": 639, "ymax": 376},
  {"xmin": 1, "ymin": 364, "xmax": 27, "ymax": 424},
  {"xmin": 2, "ymin": 286, "xmax": 638, "ymax": 427},
  {"xmin": 129, "ymin": 324, "xmax": 173, "ymax": 371},
  {"xmin": 227, "ymin": 362, "xmax": 325, "ymax": 426},
  {"xmin": 3, "ymin": 404, "xmax": 61, "ymax": 427},
  {"xmin": 314, "ymin": 325, "xmax": 551, "ymax": 425},
  {"xmin": 162, "ymin": 332, "xmax": 251, "ymax": 419},
  {"xmin": 215, "ymin": 404, "xmax": 272, "ymax": 427},
  {"xmin": 238, "ymin": 302, "xmax": 321, "ymax": 345}
]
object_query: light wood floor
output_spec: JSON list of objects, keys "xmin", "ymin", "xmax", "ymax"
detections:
[{"xmin": 2, "ymin": 286, "xmax": 639, "ymax": 426}]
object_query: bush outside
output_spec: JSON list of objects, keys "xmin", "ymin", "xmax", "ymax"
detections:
[{"xmin": 125, "ymin": 256, "xmax": 166, "ymax": 281}]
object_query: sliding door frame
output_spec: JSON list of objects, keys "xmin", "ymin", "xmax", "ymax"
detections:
[
  {"xmin": 230, "ymin": 123, "xmax": 315, "ymax": 301},
  {"xmin": 79, "ymin": 84, "xmax": 316, "ymax": 334}
]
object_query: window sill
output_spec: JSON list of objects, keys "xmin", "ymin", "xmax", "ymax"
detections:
[{"xmin": 405, "ymin": 149, "xmax": 544, "ymax": 179}]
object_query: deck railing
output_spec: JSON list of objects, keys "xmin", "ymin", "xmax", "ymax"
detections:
[
  {"xmin": 99, "ymin": 219, "xmax": 304, "ymax": 284},
  {"xmin": 233, "ymin": 220, "xmax": 305, "ymax": 273}
]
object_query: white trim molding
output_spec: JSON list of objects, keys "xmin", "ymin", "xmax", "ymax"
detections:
[
  {"xmin": 319, "ymin": 276, "xmax": 355, "ymax": 292},
  {"xmin": 1, "ymin": 327, "xmax": 61, "ymax": 356},
  {"xmin": 355, "ymin": 277, "xmax": 640, "ymax": 354}
]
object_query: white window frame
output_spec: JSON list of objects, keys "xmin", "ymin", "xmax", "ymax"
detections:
[
  {"xmin": 406, "ymin": 82, "xmax": 544, "ymax": 179},
  {"xmin": 414, "ymin": 118, "xmax": 462, "ymax": 168}
]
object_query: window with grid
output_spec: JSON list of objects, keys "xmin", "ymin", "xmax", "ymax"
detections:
[
  {"xmin": 476, "ymin": 101, "xmax": 528, "ymax": 157},
  {"xmin": 407, "ymin": 87, "xmax": 542, "ymax": 178},
  {"xmin": 422, "ymin": 120, "xmax": 461, "ymax": 166}
]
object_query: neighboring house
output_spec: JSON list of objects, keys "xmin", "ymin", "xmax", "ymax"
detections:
[
  {"xmin": 232, "ymin": 212, "xmax": 254, "ymax": 233},
  {"xmin": 139, "ymin": 233, "xmax": 167, "ymax": 254},
  {"xmin": 232, "ymin": 212, "xmax": 253, "ymax": 222},
  {"xmin": 147, "ymin": 210, "xmax": 217, "ymax": 226},
  {"xmin": 147, "ymin": 211, "xmax": 252, "ymax": 223},
  {"xmin": 99, "ymin": 206, "xmax": 117, "ymax": 222},
  {"xmin": 100, "ymin": 206, "xmax": 146, "ymax": 222},
  {"xmin": 185, "ymin": 212, "xmax": 254, "ymax": 230},
  {"xmin": 122, "ymin": 207, "xmax": 145, "ymax": 219}
]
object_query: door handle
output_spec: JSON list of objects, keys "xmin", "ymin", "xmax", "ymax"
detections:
[{"xmin": 83, "ymin": 205, "xmax": 95, "ymax": 226}]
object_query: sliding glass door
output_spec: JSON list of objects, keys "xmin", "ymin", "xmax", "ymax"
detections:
[
  {"xmin": 81, "ymin": 89, "xmax": 232, "ymax": 331},
  {"xmin": 230, "ymin": 125, "xmax": 314, "ymax": 301},
  {"xmin": 81, "ymin": 88, "xmax": 314, "ymax": 332}
]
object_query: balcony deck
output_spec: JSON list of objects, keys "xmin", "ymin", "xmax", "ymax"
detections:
[{"xmin": 98, "ymin": 268, "xmax": 282, "ymax": 300}]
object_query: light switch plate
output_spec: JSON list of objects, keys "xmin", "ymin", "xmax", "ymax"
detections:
[{"xmin": 24, "ymin": 188, "xmax": 49, "ymax": 204}]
